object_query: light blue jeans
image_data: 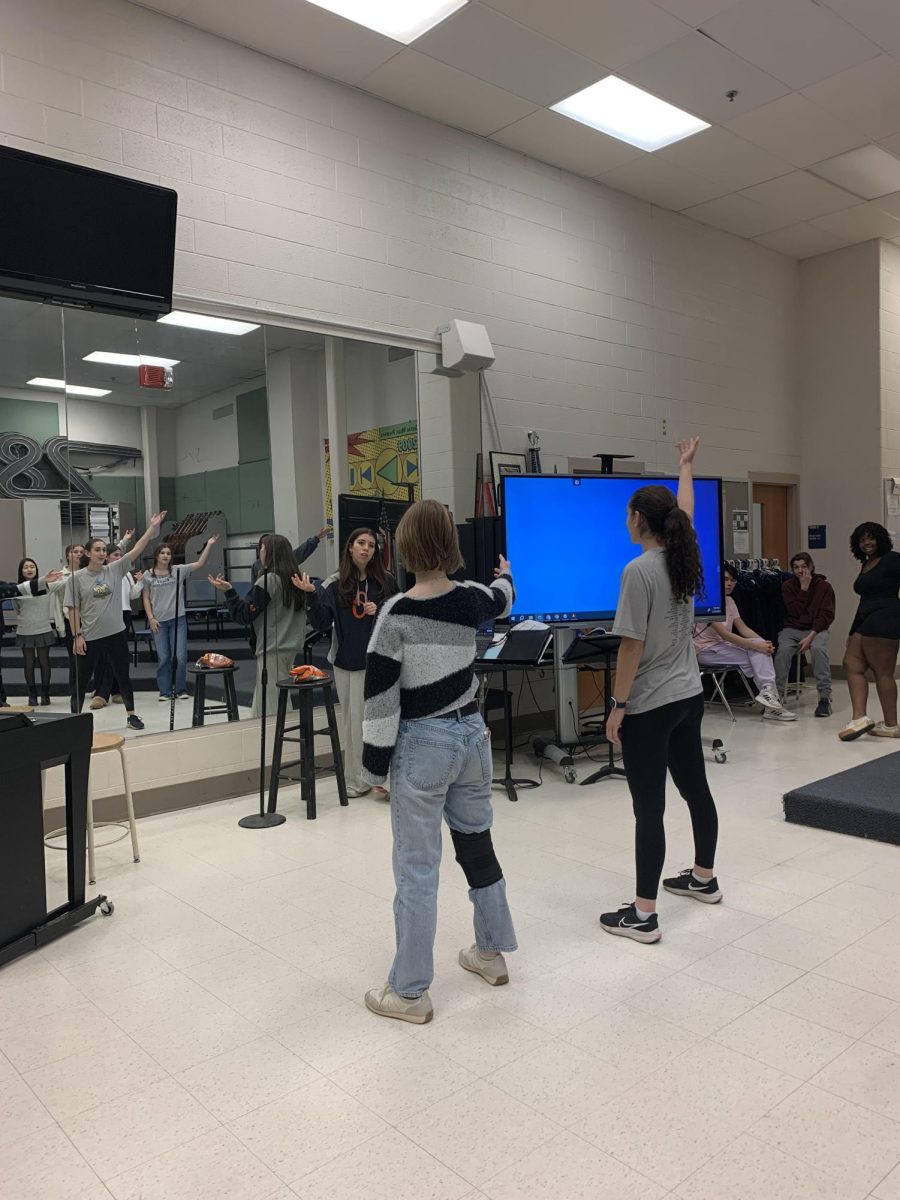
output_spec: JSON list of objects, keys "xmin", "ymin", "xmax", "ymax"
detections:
[
  {"xmin": 388, "ymin": 711, "xmax": 517, "ymax": 998},
  {"xmin": 154, "ymin": 616, "xmax": 188, "ymax": 696}
]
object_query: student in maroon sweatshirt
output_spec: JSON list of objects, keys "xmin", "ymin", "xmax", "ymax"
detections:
[{"xmin": 774, "ymin": 552, "xmax": 836, "ymax": 717}]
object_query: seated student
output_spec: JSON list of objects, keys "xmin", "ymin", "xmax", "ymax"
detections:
[
  {"xmin": 693, "ymin": 564, "xmax": 796, "ymax": 722},
  {"xmin": 775, "ymin": 552, "xmax": 835, "ymax": 718}
]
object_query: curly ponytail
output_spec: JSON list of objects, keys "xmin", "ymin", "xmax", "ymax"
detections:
[{"xmin": 629, "ymin": 485, "xmax": 704, "ymax": 604}]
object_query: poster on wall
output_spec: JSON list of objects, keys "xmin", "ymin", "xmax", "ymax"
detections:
[
  {"xmin": 732, "ymin": 508, "xmax": 750, "ymax": 555},
  {"xmin": 323, "ymin": 419, "xmax": 419, "ymax": 519}
]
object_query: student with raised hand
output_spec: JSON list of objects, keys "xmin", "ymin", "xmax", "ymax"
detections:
[
  {"xmin": 600, "ymin": 438, "xmax": 722, "ymax": 945},
  {"xmin": 210, "ymin": 532, "xmax": 326, "ymax": 717},
  {"xmin": 0, "ymin": 567, "xmax": 62, "ymax": 707},
  {"xmin": 143, "ymin": 535, "xmax": 218, "ymax": 701},
  {"xmin": 309, "ymin": 527, "xmax": 396, "ymax": 799},
  {"xmin": 66, "ymin": 512, "xmax": 167, "ymax": 731},
  {"xmin": 359, "ymin": 498, "xmax": 517, "ymax": 1026}
]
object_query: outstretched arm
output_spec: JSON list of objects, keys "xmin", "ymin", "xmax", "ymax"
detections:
[
  {"xmin": 126, "ymin": 512, "xmax": 167, "ymax": 565},
  {"xmin": 676, "ymin": 437, "xmax": 699, "ymax": 523},
  {"xmin": 189, "ymin": 534, "xmax": 219, "ymax": 573}
]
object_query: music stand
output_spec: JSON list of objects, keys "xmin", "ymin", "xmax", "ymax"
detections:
[
  {"xmin": 477, "ymin": 628, "xmax": 550, "ymax": 802},
  {"xmin": 562, "ymin": 633, "xmax": 628, "ymax": 786}
]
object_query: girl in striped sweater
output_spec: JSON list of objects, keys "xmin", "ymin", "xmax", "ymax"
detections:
[{"xmin": 361, "ymin": 499, "xmax": 517, "ymax": 1024}]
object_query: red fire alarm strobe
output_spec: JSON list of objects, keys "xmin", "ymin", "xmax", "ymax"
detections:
[{"xmin": 138, "ymin": 365, "xmax": 174, "ymax": 389}]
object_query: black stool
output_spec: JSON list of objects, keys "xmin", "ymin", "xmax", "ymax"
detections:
[
  {"xmin": 268, "ymin": 675, "xmax": 348, "ymax": 820},
  {"xmin": 188, "ymin": 664, "xmax": 240, "ymax": 727}
]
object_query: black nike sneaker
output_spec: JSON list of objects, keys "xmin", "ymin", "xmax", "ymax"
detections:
[
  {"xmin": 599, "ymin": 903, "xmax": 660, "ymax": 943},
  {"xmin": 663, "ymin": 869, "xmax": 722, "ymax": 904}
]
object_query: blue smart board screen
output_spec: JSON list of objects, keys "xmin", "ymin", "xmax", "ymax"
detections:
[{"xmin": 501, "ymin": 474, "xmax": 725, "ymax": 623}]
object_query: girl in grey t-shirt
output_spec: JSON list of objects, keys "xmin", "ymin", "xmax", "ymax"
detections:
[
  {"xmin": 600, "ymin": 439, "xmax": 721, "ymax": 945},
  {"xmin": 67, "ymin": 512, "xmax": 167, "ymax": 730},
  {"xmin": 142, "ymin": 536, "xmax": 218, "ymax": 701}
]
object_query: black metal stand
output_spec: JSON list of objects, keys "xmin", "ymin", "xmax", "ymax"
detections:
[
  {"xmin": 168, "ymin": 568, "xmax": 181, "ymax": 733},
  {"xmin": 477, "ymin": 663, "xmax": 541, "ymax": 802},
  {"xmin": 0, "ymin": 712, "xmax": 108, "ymax": 967},
  {"xmin": 240, "ymin": 568, "xmax": 285, "ymax": 829},
  {"xmin": 576, "ymin": 638, "xmax": 628, "ymax": 786}
]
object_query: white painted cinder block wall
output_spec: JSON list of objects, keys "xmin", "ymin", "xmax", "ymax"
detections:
[{"xmin": 0, "ymin": 0, "xmax": 801, "ymax": 484}]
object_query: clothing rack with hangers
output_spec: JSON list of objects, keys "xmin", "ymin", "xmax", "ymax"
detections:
[{"xmin": 725, "ymin": 558, "xmax": 781, "ymax": 571}]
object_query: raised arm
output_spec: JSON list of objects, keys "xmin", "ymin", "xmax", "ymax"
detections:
[
  {"xmin": 676, "ymin": 437, "xmax": 699, "ymax": 524},
  {"xmin": 189, "ymin": 534, "xmax": 219, "ymax": 573},
  {"xmin": 126, "ymin": 512, "xmax": 167, "ymax": 565}
]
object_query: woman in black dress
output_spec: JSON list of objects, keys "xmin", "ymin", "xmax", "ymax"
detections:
[{"xmin": 840, "ymin": 522, "xmax": 900, "ymax": 741}]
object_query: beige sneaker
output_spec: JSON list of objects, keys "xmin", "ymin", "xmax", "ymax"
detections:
[
  {"xmin": 345, "ymin": 785, "xmax": 371, "ymax": 798},
  {"xmin": 458, "ymin": 945, "xmax": 509, "ymax": 986},
  {"xmin": 869, "ymin": 722, "xmax": 900, "ymax": 737},
  {"xmin": 89, "ymin": 695, "xmax": 107, "ymax": 710},
  {"xmin": 839, "ymin": 716, "xmax": 876, "ymax": 741},
  {"xmin": 374, "ymin": 786, "xmax": 390, "ymax": 801},
  {"xmin": 364, "ymin": 984, "xmax": 433, "ymax": 1024}
]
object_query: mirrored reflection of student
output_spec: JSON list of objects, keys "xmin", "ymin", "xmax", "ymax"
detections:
[{"xmin": 210, "ymin": 533, "xmax": 326, "ymax": 717}]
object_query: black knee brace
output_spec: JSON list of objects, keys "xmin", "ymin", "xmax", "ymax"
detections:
[{"xmin": 451, "ymin": 827, "xmax": 503, "ymax": 889}]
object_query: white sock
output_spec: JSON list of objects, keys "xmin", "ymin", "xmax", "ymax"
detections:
[
  {"xmin": 634, "ymin": 904, "xmax": 655, "ymax": 921},
  {"xmin": 692, "ymin": 871, "xmax": 711, "ymax": 885}
]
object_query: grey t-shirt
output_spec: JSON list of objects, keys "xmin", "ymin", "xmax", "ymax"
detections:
[
  {"xmin": 142, "ymin": 565, "xmax": 192, "ymax": 623},
  {"xmin": 65, "ymin": 557, "xmax": 132, "ymax": 641},
  {"xmin": 612, "ymin": 547, "xmax": 702, "ymax": 715}
]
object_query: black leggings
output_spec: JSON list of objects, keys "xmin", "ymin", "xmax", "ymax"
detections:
[
  {"xmin": 620, "ymin": 692, "xmax": 718, "ymax": 901},
  {"xmin": 23, "ymin": 645, "xmax": 51, "ymax": 695},
  {"xmin": 73, "ymin": 631, "xmax": 135, "ymax": 712},
  {"xmin": 93, "ymin": 613, "xmax": 133, "ymax": 700}
]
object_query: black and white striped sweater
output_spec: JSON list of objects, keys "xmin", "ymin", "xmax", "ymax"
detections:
[{"xmin": 361, "ymin": 574, "xmax": 514, "ymax": 785}]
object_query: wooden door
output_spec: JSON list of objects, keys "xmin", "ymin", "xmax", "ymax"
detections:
[{"xmin": 753, "ymin": 484, "xmax": 790, "ymax": 566}]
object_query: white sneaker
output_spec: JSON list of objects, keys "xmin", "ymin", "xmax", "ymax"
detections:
[
  {"xmin": 869, "ymin": 722, "xmax": 900, "ymax": 737},
  {"xmin": 458, "ymin": 945, "xmax": 509, "ymax": 986},
  {"xmin": 763, "ymin": 706, "xmax": 797, "ymax": 722},
  {"xmin": 345, "ymin": 785, "xmax": 372, "ymax": 798},
  {"xmin": 756, "ymin": 687, "xmax": 783, "ymax": 712},
  {"xmin": 839, "ymin": 716, "xmax": 876, "ymax": 741},
  {"xmin": 364, "ymin": 984, "xmax": 433, "ymax": 1024}
]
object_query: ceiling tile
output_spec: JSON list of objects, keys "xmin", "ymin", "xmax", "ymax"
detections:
[
  {"xmin": 651, "ymin": 0, "xmax": 740, "ymax": 23},
  {"xmin": 414, "ymin": 4, "xmax": 604, "ymax": 105},
  {"xmin": 659, "ymin": 126, "xmax": 792, "ymax": 190},
  {"xmin": 181, "ymin": 0, "xmax": 399, "ymax": 84},
  {"xmin": 818, "ymin": 0, "xmax": 900, "ymax": 53},
  {"xmin": 361, "ymin": 49, "xmax": 537, "ymax": 136},
  {"xmin": 873, "ymin": 191, "xmax": 900, "ymax": 219},
  {"xmin": 810, "ymin": 145, "xmax": 900, "ymax": 201},
  {"xmin": 622, "ymin": 30, "xmax": 790, "ymax": 123},
  {"xmin": 725, "ymin": 93, "xmax": 867, "ymax": 168},
  {"xmin": 479, "ymin": 0, "xmax": 689, "ymax": 70},
  {"xmin": 802, "ymin": 55, "xmax": 900, "ymax": 141},
  {"xmin": 491, "ymin": 108, "xmax": 641, "ymax": 176},
  {"xmin": 753, "ymin": 222, "xmax": 848, "ymax": 258},
  {"xmin": 811, "ymin": 201, "xmax": 900, "ymax": 241},
  {"xmin": 599, "ymin": 156, "xmax": 726, "ymax": 210},
  {"xmin": 701, "ymin": 0, "xmax": 881, "ymax": 89},
  {"xmin": 682, "ymin": 192, "xmax": 790, "ymax": 237},
  {"xmin": 740, "ymin": 170, "xmax": 859, "ymax": 220}
]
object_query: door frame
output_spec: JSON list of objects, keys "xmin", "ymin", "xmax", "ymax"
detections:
[{"xmin": 748, "ymin": 472, "xmax": 800, "ymax": 564}]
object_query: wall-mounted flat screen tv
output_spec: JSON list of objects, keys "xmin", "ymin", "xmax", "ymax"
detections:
[
  {"xmin": 501, "ymin": 473, "xmax": 726, "ymax": 624},
  {"xmin": 0, "ymin": 146, "xmax": 177, "ymax": 318}
]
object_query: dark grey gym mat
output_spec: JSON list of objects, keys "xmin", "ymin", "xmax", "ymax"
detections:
[{"xmin": 784, "ymin": 750, "xmax": 900, "ymax": 845}]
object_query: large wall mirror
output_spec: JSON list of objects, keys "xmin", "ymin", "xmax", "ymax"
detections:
[{"xmin": 0, "ymin": 294, "xmax": 486, "ymax": 745}]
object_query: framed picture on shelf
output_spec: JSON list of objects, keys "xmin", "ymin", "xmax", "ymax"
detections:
[{"xmin": 489, "ymin": 452, "xmax": 528, "ymax": 513}]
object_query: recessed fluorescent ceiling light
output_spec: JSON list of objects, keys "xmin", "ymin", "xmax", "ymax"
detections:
[
  {"xmin": 809, "ymin": 145, "xmax": 900, "ymax": 201},
  {"xmin": 27, "ymin": 377, "xmax": 111, "ymax": 397},
  {"xmin": 552, "ymin": 76, "xmax": 709, "ymax": 152},
  {"xmin": 83, "ymin": 351, "xmax": 180, "ymax": 368},
  {"xmin": 157, "ymin": 311, "xmax": 260, "ymax": 335},
  {"xmin": 304, "ymin": 0, "xmax": 468, "ymax": 43}
]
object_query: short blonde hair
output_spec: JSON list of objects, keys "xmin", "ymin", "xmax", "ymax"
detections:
[{"xmin": 396, "ymin": 499, "xmax": 464, "ymax": 574}]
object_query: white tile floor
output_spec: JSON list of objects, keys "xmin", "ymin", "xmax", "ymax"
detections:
[{"xmin": 5, "ymin": 689, "xmax": 900, "ymax": 1199}]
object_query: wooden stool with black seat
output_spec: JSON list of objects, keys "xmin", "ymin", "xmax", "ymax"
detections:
[
  {"xmin": 188, "ymin": 663, "xmax": 240, "ymax": 727},
  {"xmin": 268, "ymin": 674, "xmax": 348, "ymax": 820}
]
